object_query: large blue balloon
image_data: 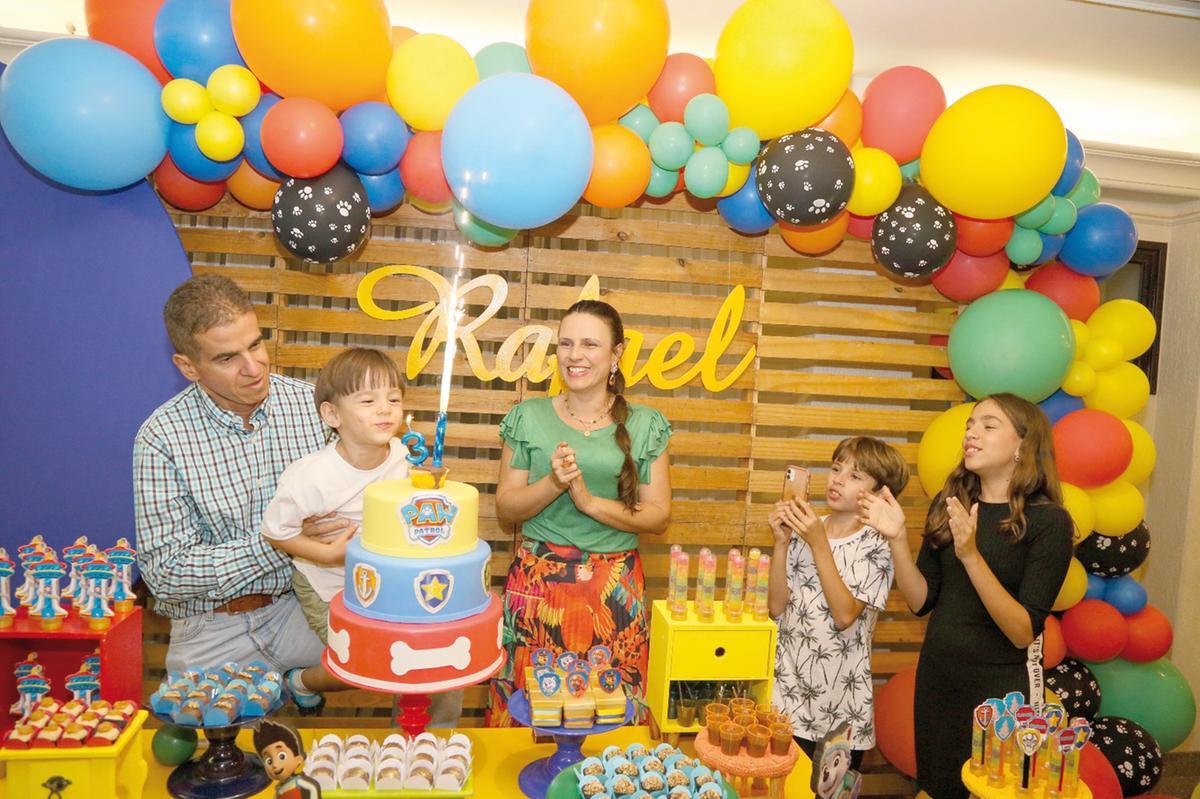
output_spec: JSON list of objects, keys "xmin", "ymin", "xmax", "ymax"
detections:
[
  {"xmin": 168, "ymin": 122, "xmax": 241, "ymax": 182},
  {"xmin": 1039, "ymin": 388, "xmax": 1084, "ymax": 425},
  {"xmin": 1059, "ymin": 203, "xmax": 1138, "ymax": 278},
  {"xmin": 358, "ymin": 167, "xmax": 405, "ymax": 214},
  {"xmin": 1104, "ymin": 574, "xmax": 1148, "ymax": 616},
  {"xmin": 1084, "ymin": 573, "xmax": 1109, "ymax": 602},
  {"xmin": 442, "ymin": 73, "xmax": 592, "ymax": 230},
  {"xmin": 717, "ymin": 167, "xmax": 776, "ymax": 235},
  {"xmin": 153, "ymin": 0, "xmax": 246, "ymax": 83},
  {"xmin": 1051, "ymin": 129, "xmax": 1085, "ymax": 196},
  {"xmin": 241, "ymin": 93, "xmax": 283, "ymax": 181},
  {"xmin": 341, "ymin": 102, "xmax": 412, "ymax": 175},
  {"xmin": 0, "ymin": 38, "xmax": 169, "ymax": 191}
]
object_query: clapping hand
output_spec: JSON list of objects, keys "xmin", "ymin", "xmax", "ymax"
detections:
[
  {"xmin": 550, "ymin": 442, "xmax": 581, "ymax": 490},
  {"xmin": 946, "ymin": 496, "xmax": 979, "ymax": 562},
  {"xmin": 857, "ymin": 487, "xmax": 906, "ymax": 541}
]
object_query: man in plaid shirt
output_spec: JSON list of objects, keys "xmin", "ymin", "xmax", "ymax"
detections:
[{"xmin": 134, "ymin": 275, "xmax": 352, "ymax": 710}]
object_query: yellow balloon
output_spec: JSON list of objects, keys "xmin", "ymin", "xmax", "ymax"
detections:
[
  {"xmin": 996, "ymin": 270, "xmax": 1026, "ymax": 291},
  {"xmin": 162, "ymin": 78, "xmax": 212, "ymax": 124},
  {"xmin": 714, "ymin": 0, "xmax": 853, "ymax": 139},
  {"xmin": 920, "ymin": 85, "xmax": 1066, "ymax": 220},
  {"xmin": 1087, "ymin": 479, "xmax": 1144, "ymax": 537},
  {"xmin": 1119, "ymin": 419, "xmax": 1156, "ymax": 485},
  {"xmin": 1070, "ymin": 318, "xmax": 1089, "ymax": 356},
  {"xmin": 195, "ymin": 111, "xmax": 244, "ymax": 162},
  {"xmin": 206, "ymin": 64, "xmax": 261, "ymax": 117},
  {"xmin": 1052, "ymin": 557, "xmax": 1087, "ymax": 611},
  {"xmin": 717, "ymin": 161, "xmax": 751, "ymax": 197},
  {"xmin": 387, "ymin": 34, "xmax": 478, "ymax": 131},
  {"xmin": 1082, "ymin": 336, "xmax": 1125, "ymax": 371},
  {"xmin": 1087, "ymin": 299, "xmax": 1157, "ymax": 360},
  {"xmin": 917, "ymin": 403, "xmax": 975, "ymax": 497},
  {"xmin": 1061, "ymin": 360, "xmax": 1096, "ymax": 397},
  {"xmin": 1084, "ymin": 361, "xmax": 1149, "ymax": 418},
  {"xmin": 1059, "ymin": 483, "xmax": 1095, "ymax": 545},
  {"xmin": 847, "ymin": 147, "xmax": 902, "ymax": 216}
]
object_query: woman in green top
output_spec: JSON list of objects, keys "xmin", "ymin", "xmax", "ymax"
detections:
[{"xmin": 486, "ymin": 300, "xmax": 673, "ymax": 726}]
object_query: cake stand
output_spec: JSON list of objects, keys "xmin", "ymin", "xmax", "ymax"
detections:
[
  {"xmin": 693, "ymin": 725, "xmax": 801, "ymax": 799},
  {"xmin": 507, "ymin": 689, "xmax": 635, "ymax": 799}
]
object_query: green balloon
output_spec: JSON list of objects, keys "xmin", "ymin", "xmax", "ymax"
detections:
[
  {"xmin": 648, "ymin": 122, "xmax": 693, "ymax": 171},
  {"xmin": 619, "ymin": 104, "xmax": 659, "ymax": 145},
  {"xmin": 473, "ymin": 42, "xmax": 530, "ymax": 79},
  {"xmin": 947, "ymin": 289, "xmax": 1074, "ymax": 402},
  {"xmin": 684, "ymin": 147, "xmax": 729, "ymax": 199},
  {"xmin": 1015, "ymin": 195, "xmax": 1055, "ymax": 229},
  {"xmin": 1066, "ymin": 167, "xmax": 1101, "ymax": 208},
  {"xmin": 1039, "ymin": 196, "xmax": 1077, "ymax": 235},
  {"xmin": 721, "ymin": 127, "xmax": 759, "ymax": 165},
  {"xmin": 899, "ymin": 158, "xmax": 921, "ymax": 182},
  {"xmin": 1005, "ymin": 225, "xmax": 1043, "ymax": 265},
  {"xmin": 645, "ymin": 164, "xmax": 678, "ymax": 198},
  {"xmin": 152, "ymin": 725, "xmax": 198, "ymax": 766},
  {"xmin": 683, "ymin": 93, "xmax": 730, "ymax": 147},
  {"xmin": 1088, "ymin": 657, "xmax": 1197, "ymax": 752},
  {"xmin": 453, "ymin": 200, "xmax": 518, "ymax": 247}
]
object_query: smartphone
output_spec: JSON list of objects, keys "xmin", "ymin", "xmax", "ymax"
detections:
[{"xmin": 782, "ymin": 465, "xmax": 810, "ymax": 503}]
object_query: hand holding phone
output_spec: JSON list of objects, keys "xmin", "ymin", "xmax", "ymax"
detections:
[{"xmin": 782, "ymin": 465, "xmax": 810, "ymax": 504}]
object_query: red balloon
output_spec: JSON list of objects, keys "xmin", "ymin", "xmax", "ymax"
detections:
[
  {"xmin": 861, "ymin": 66, "xmax": 946, "ymax": 163},
  {"xmin": 85, "ymin": 0, "xmax": 171, "ymax": 84},
  {"xmin": 1122, "ymin": 605, "xmax": 1173, "ymax": 663},
  {"xmin": 261, "ymin": 98, "xmax": 343, "ymax": 179},
  {"xmin": 954, "ymin": 214, "xmax": 1014, "ymax": 257},
  {"xmin": 1061, "ymin": 600, "xmax": 1129, "ymax": 662},
  {"xmin": 1025, "ymin": 261, "xmax": 1101, "ymax": 321},
  {"xmin": 647, "ymin": 53, "xmax": 715, "ymax": 125},
  {"xmin": 1043, "ymin": 614, "xmax": 1067, "ymax": 669},
  {"xmin": 153, "ymin": 156, "xmax": 226, "ymax": 211},
  {"xmin": 847, "ymin": 212, "xmax": 873, "ymax": 240},
  {"xmin": 874, "ymin": 667, "xmax": 917, "ymax": 777},
  {"xmin": 931, "ymin": 249, "xmax": 1009, "ymax": 302},
  {"xmin": 931, "ymin": 334, "xmax": 953, "ymax": 380},
  {"xmin": 1079, "ymin": 742, "xmax": 1123, "ymax": 799},
  {"xmin": 1053, "ymin": 409, "xmax": 1133, "ymax": 488},
  {"xmin": 400, "ymin": 131, "xmax": 452, "ymax": 205}
]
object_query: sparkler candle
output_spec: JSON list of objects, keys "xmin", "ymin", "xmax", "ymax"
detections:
[
  {"xmin": 752, "ymin": 553, "xmax": 771, "ymax": 620},
  {"xmin": 725, "ymin": 548, "xmax": 745, "ymax": 622},
  {"xmin": 432, "ymin": 257, "xmax": 466, "ymax": 470},
  {"xmin": 670, "ymin": 549, "xmax": 690, "ymax": 621},
  {"xmin": 696, "ymin": 548, "xmax": 716, "ymax": 622}
]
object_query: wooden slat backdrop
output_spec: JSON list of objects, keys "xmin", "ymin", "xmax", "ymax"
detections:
[{"xmin": 153, "ymin": 192, "xmax": 965, "ymax": 792}]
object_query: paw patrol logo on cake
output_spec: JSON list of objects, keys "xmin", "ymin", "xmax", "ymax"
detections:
[
  {"xmin": 414, "ymin": 569, "xmax": 455, "ymax": 614},
  {"xmin": 399, "ymin": 494, "xmax": 459, "ymax": 547},
  {"xmin": 353, "ymin": 563, "xmax": 381, "ymax": 608}
]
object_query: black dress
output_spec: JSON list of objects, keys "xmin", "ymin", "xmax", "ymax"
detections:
[{"xmin": 912, "ymin": 500, "xmax": 1073, "ymax": 799}]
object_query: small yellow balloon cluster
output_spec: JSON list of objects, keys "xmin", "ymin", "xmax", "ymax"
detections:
[
  {"xmin": 161, "ymin": 65, "xmax": 261, "ymax": 162},
  {"xmin": 1060, "ymin": 299, "xmax": 1156, "ymax": 418}
]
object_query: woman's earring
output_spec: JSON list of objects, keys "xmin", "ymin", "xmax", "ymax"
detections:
[
  {"xmin": 609, "ymin": 364, "xmax": 617, "ymax": 386},
  {"xmin": 1014, "ymin": 453, "xmax": 1022, "ymax": 463}
]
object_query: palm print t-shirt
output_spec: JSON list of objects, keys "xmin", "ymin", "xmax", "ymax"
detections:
[{"xmin": 771, "ymin": 522, "xmax": 894, "ymax": 749}]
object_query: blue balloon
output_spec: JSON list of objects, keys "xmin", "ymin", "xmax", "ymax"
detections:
[
  {"xmin": 0, "ymin": 38, "xmax": 169, "ymax": 191},
  {"xmin": 1039, "ymin": 389, "xmax": 1084, "ymax": 425},
  {"xmin": 1104, "ymin": 574, "xmax": 1148, "ymax": 616},
  {"xmin": 241, "ymin": 93, "xmax": 283, "ymax": 181},
  {"xmin": 717, "ymin": 167, "xmax": 775, "ymax": 234},
  {"xmin": 341, "ymin": 102, "xmax": 412, "ymax": 175},
  {"xmin": 168, "ymin": 122, "xmax": 240, "ymax": 182},
  {"xmin": 1034, "ymin": 232, "xmax": 1066, "ymax": 265},
  {"xmin": 1051, "ymin": 130, "xmax": 1085, "ymax": 197},
  {"xmin": 358, "ymin": 167, "xmax": 406, "ymax": 214},
  {"xmin": 1084, "ymin": 573, "xmax": 1109, "ymax": 601},
  {"xmin": 442, "ymin": 73, "xmax": 592, "ymax": 230},
  {"xmin": 1059, "ymin": 203, "xmax": 1138, "ymax": 278},
  {"xmin": 153, "ymin": 0, "xmax": 246, "ymax": 83}
]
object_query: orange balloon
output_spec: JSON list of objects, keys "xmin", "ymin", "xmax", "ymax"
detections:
[
  {"xmin": 227, "ymin": 161, "xmax": 280, "ymax": 210},
  {"xmin": 526, "ymin": 0, "xmax": 670, "ymax": 124},
  {"xmin": 875, "ymin": 667, "xmax": 917, "ymax": 778},
  {"xmin": 85, "ymin": 0, "xmax": 171, "ymax": 84},
  {"xmin": 779, "ymin": 210, "xmax": 849, "ymax": 255},
  {"xmin": 815, "ymin": 89, "xmax": 863, "ymax": 147},
  {"xmin": 231, "ymin": 0, "xmax": 392, "ymax": 112},
  {"xmin": 584, "ymin": 124, "xmax": 653, "ymax": 209},
  {"xmin": 391, "ymin": 26, "xmax": 417, "ymax": 46}
]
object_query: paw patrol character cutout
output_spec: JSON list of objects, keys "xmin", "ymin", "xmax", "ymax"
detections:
[
  {"xmin": 254, "ymin": 719, "xmax": 322, "ymax": 799},
  {"xmin": 811, "ymin": 723, "xmax": 861, "ymax": 799}
]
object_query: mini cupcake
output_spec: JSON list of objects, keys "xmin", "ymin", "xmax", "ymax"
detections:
[
  {"xmin": 665, "ymin": 768, "xmax": 691, "ymax": 789},
  {"xmin": 307, "ymin": 763, "xmax": 336, "ymax": 791},
  {"xmin": 447, "ymin": 732, "xmax": 472, "ymax": 752},
  {"xmin": 606, "ymin": 774, "xmax": 637, "ymax": 796},
  {"xmin": 690, "ymin": 765, "xmax": 715, "ymax": 788},
  {"xmin": 602, "ymin": 744, "xmax": 624, "ymax": 762},
  {"xmin": 697, "ymin": 784, "xmax": 724, "ymax": 799},
  {"xmin": 625, "ymin": 742, "xmax": 649, "ymax": 761},
  {"xmin": 338, "ymin": 759, "xmax": 372, "ymax": 791},
  {"xmin": 663, "ymin": 753, "xmax": 693, "ymax": 771},
  {"xmin": 436, "ymin": 760, "xmax": 468, "ymax": 790},
  {"xmin": 578, "ymin": 756, "xmax": 606, "ymax": 778},
  {"xmin": 637, "ymin": 755, "xmax": 664, "ymax": 774},
  {"xmin": 638, "ymin": 771, "xmax": 665, "ymax": 794},
  {"xmin": 653, "ymin": 743, "xmax": 676, "ymax": 759},
  {"xmin": 579, "ymin": 775, "xmax": 606, "ymax": 797},
  {"xmin": 606, "ymin": 756, "xmax": 638, "ymax": 778},
  {"xmin": 375, "ymin": 757, "xmax": 405, "ymax": 790},
  {"xmin": 668, "ymin": 788, "xmax": 691, "ymax": 799}
]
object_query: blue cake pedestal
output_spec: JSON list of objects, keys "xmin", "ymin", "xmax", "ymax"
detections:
[{"xmin": 507, "ymin": 689, "xmax": 634, "ymax": 799}]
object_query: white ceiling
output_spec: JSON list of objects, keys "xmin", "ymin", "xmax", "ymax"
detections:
[{"xmin": 1, "ymin": 0, "xmax": 1198, "ymax": 154}]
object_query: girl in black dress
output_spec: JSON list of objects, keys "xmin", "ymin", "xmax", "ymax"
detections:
[{"xmin": 859, "ymin": 393, "xmax": 1073, "ymax": 799}]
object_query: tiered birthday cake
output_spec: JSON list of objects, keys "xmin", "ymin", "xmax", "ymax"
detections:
[{"xmin": 323, "ymin": 470, "xmax": 504, "ymax": 693}]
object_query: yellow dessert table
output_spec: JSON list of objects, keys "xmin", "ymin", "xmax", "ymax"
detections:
[
  {"xmin": 1, "ymin": 725, "xmax": 815, "ymax": 799},
  {"xmin": 961, "ymin": 761, "xmax": 1093, "ymax": 799}
]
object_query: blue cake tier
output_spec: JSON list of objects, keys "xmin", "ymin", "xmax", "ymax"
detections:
[{"xmin": 342, "ymin": 537, "xmax": 492, "ymax": 623}]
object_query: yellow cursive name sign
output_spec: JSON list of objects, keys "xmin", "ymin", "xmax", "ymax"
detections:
[{"xmin": 356, "ymin": 265, "xmax": 755, "ymax": 394}]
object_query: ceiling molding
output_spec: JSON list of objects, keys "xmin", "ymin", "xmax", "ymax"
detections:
[
  {"xmin": 0, "ymin": 27, "xmax": 59, "ymax": 48},
  {"xmin": 1069, "ymin": 0, "xmax": 1200, "ymax": 18}
]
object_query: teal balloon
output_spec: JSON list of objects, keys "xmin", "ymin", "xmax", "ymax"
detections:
[
  {"xmin": 1015, "ymin": 195, "xmax": 1055, "ymax": 229},
  {"xmin": 1006, "ymin": 226, "xmax": 1044, "ymax": 266},
  {"xmin": 645, "ymin": 164, "xmax": 678, "ymax": 198},
  {"xmin": 899, "ymin": 158, "xmax": 921, "ymax": 182},
  {"xmin": 452, "ymin": 200, "xmax": 518, "ymax": 247},
  {"xmin": 683, "ymin": 93, "xmax": 729, "ymax": 147},
  {"xmin": 619, "ymin": 104, "xmax": 659, "ymax": 145},
  {"xmin": 473, "ymin": 42, "xmax": 530, "ymax": 79},
  {"xmin": 1088, "ymin": 657, "xmax": 1196, "ymax": 752},
  {"xmin": 684, "ymin": 147, "xmax": 729, "ymax": 199},
  {"xmin": 152, "ymin": 725, "xmax": 198, "ymax": 766},
  {"xmin": 648, "ymin": 121, "xmax": 693, "ymax": 170},
  {"xmin": 1066, "ymin": 167, "xmax": 1101, "ymax": 208},
  {"xmin": 1039, "ymin": 196, "xmax": 1078, "ymax": 235},
  {"xmin": 721, "ymin": 127, "xmax": 759, "ymax": 165},
  {"xmin": 947, "ymin": 289, "xmax": 1074, "ymax": 402}
]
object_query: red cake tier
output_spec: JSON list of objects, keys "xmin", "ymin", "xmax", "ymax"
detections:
[{"xmin": 323, "ymin": 590, "xmax": 505, "ymax": 694}]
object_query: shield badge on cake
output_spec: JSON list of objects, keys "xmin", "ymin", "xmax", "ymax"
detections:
[
  {"xmin": 415, "ymin": 569, "xmax": 455, "ymax": 614},
  {"xmin": 353, "ymin": 563, "xmax": 381, "ymax": 607},
  {"xmin": 399, "ymin": 494, "xmax": 459, "ymax": 547}
]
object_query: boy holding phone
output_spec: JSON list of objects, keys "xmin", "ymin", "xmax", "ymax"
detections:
[{"xmin": 767, "ymin": 437, "xmax": 909, "ymax": 766}]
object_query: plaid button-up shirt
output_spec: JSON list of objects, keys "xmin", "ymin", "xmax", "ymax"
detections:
[{"xmin": 134, "ymin": 374, "xmax": 328, "ymax": 619}]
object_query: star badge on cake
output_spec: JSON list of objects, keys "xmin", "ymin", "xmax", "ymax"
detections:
[
  {"xmin": 352, "ymin": 563, "xmax": 381, "ymax": 607},
  {"xmin": 414, "ymin": 569, "xmax": 455, "ymax": 614}
]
